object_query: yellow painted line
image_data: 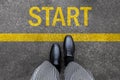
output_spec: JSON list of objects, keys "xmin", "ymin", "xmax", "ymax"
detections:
[{"xmin": 0, "ymin": 33, "xmax": 119, "ymax": 42}]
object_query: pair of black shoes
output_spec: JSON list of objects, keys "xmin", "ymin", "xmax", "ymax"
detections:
[{"xmin": 50, "ymin": 35, "xmax": 75, "ymax": 72}]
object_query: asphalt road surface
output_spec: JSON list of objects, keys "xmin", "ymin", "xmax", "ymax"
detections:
[{"xmin": 0, "ymin": 0, "xmax": 120, "ymax": 80}]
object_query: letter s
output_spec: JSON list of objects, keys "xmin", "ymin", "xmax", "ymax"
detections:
[{"xmin": 28, "ymin": 7, "xmax": 42, "ymax": 27}]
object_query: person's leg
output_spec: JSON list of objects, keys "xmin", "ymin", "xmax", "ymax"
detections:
[
  {"xmin": 63, "ymin": 36, "xmax": 95, "ymax": 80},
  {"xmin": 30, "ymin": 61, "xmax": 60, "ymax": 80},
  {"xmin": 30, "ymin": 43, "xmax": 61, "ymax": 80},
  {"xmin": 64, "ymin": 61, "xmax": 95, "ymax": 80}
]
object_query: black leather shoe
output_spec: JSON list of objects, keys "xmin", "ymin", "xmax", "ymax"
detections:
[
  {"xmin": 63, "ymin": 35, "xmax": 75, "ymax": 66},
  {"xmin": 50, "ymin": 44, "xmax": 61, "ymax": 72}
]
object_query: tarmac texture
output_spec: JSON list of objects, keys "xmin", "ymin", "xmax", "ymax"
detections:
[{"xmin": 0, "ymin": 0, "xmax": 120, "ymax": 80}]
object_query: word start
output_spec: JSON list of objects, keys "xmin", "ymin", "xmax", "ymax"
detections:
[{"xmin": 28, "ymin": 6, "xmax": 92, "ymax": 27}]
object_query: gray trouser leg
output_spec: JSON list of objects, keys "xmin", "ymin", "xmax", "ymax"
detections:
[
  {"xmin": 30, "ymin": 61, "xmax": 60, "ymax": 80},
  {"xmin": 64, "ymin": 62, "xmax": 95, "ymax": 80}
]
